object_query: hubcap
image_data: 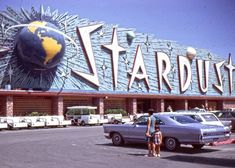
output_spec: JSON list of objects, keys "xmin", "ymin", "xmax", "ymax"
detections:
[
  {"xmin": 115, "ymin": 136, "xmax": 120, "ymax": 142},
  {"xmin": 167, "ymin": 138, "xmax": 176, "ymax": 150}
]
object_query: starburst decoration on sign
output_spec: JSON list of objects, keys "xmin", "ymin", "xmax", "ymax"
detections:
[
  {"xmin": 190, "ymin": 79, "xmax": 193, "ymax": 90},
  {"xmin": 144, "ymin": 35, "xmax": 151, "ymax": 52},
  {"xmin": 97, "ymin": 29, "xmax": 105, "ymax": 38},
  {"xmin": 171, "ymin": 64, "xmax": 176, "ymax": 81},
  {"xmin": 100, "ymin": 60, "xmax": 108, "ymax": 78},
  {"xmin": 221, "ymin": 74, "xmax": 225, "ymax": 85},
  {"xmin": 61, "ymin": 15, "xmax": 71, "ymax": 34},
  {"xmin": 207, "ymin": 52, "xmax": 212, "ymax": 60},
  {"xmin": 123, "ymin": 54, "xmax": 130, "ymax": 71},
  {"xmin": 167, "ymin": 42, "xmax": 173, "ymax": 57},
  {"xmin": 137, "ymin": 82, "xmax": 142, "ymax": 90}
]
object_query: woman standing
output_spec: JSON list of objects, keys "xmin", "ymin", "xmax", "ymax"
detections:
[{"xmin": 145, "ymin": 109, "xmax": 156, "ymax": 157}]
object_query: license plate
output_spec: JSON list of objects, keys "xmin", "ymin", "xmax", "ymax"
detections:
[{"xmin": 203, "ymin": 139, "xmax": 213, "ymax": 143}]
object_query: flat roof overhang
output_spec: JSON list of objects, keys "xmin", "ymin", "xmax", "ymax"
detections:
[{"xmin": 0, "ymin": 89, "xmax": 234, "ymax": 101}]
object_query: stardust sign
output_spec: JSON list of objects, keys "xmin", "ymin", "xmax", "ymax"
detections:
[
  {"xmin": 0, "ymin": 6, "xmax": 234, "ymax": 96},
  {"xmin": 73, "ymin": 24, "xmax": 234, "ymax": 95}
]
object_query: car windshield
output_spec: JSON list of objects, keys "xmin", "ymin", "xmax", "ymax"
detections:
[
  {"xmin": 201, "ymin": 114, "xmax": 218, "ymax": 122},
  {"xmin": 170, "ymin": 115, "xmax": 199, "ymax": 124}
]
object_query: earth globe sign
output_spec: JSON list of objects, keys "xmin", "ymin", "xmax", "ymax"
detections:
[{"xmin": 16, "ymin": 21, "xmax": 66, "ymax": 70}]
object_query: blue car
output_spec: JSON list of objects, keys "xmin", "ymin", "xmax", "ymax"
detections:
[{"xmin": 103, "ymin": 113, "xmax": 231, "ymax": 151}]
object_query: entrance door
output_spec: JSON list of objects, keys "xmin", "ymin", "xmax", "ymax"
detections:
[{"xmin": 137, "ymin": 99, "xmax": 151, "ymax": 113}]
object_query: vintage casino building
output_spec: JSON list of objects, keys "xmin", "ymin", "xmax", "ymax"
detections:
[{"xmin": 0, "ymin": 6, "xmax": 235, "ymax": 117}]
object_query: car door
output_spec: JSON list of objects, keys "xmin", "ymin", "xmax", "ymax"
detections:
[{"xmin": 127, "ymin": 116, "xmax": 148, "ymax": 142}]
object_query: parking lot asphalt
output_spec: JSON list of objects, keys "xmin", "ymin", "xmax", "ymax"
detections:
[{"xmin": 0, "ymin": 126, "xmax": 234, "ymax": 168}]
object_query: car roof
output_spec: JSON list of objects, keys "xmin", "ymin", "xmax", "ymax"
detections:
[
  {"xmin": 140, "ymin": 113, "xmax": 185, "ymax": 117},
  {"xmin": 173, "ymin": 111, "xmax": 214, "ymax": 115}
]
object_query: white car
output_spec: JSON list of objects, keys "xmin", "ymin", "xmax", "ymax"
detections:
[
  {"xmin": 174, "ymin": 111, "xmax": 227, "ymax": 127},
  {"xmin": 105, "ymin": 114, "xmax": 123, "ymax": 124},
  {"xmin": 66, "ymin": 106, "xmax": 108, "ymax": 126}
]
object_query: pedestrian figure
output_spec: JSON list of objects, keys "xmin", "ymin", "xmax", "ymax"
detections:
[
  {"xmin": 167, "ymin": 105, "xmax": 173, "ymax": 112},
  {"xmin": 145, "ymin": 109, "xmax": 156, "ymax": 157},
  {"xmin": 154, "ymin": 124, "xmax": 162, "ymax": 157}
]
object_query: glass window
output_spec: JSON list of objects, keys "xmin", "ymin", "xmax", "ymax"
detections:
[
  {"xmin": 170, "ymin": 116, "xmax": 199, "ymax": 124},
  {"xmin": 215, "ymin": 112, "xmax": 224, "ymax": 118},
  {"xmin": 155, "ymin": 116, "xmax": 165, "ymax": 125},
  {"xmin": 201, "ymin": 114, "xmax": 218, "ymax": 122},
  {"xmin": 186, "ymin": 115, "xmax": 203, "ymax": 122},
  {"xmin": 136, "ymin": 116, "xmax": 148, "ymax": 125}
]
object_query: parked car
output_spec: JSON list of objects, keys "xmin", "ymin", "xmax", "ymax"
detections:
[
  {"xmin": 214, "ymin": 111, "xmax": 235, "ymax": 130},
  {"xmin": 105, "ymin": 113, "xmax": 123, "ymax": 124},
  {"xmin": 223, "ymin": 108, "xmax": 235, "ymax": 112},
  {"xmin": 175, "ymin": 108, "xmax": 206, "ymax": 113},
  {"xmin": 174, "ymin": 111, "xmax": 231, "ymax": 129},
  {"xmin": 103, "ymin": 113, "xmax": 230, "ymax": 151},
  {"xmin": 66, "ymin": 106, "xmax": 108, "ymax": 126}
]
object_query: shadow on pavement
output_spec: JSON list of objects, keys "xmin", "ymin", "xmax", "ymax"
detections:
[
  {"xmin": 96, "ymin": 143, "xmax": 219, "ymax": 154},
  {"xmin": 127, "ymin": 153, "xmax": 146, "ymax": 157},
  {"xmin": 163, "ymin": 155, "xmax": 235, "ymax": 167}
]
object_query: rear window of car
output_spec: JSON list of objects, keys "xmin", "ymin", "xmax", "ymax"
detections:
[
  {"xmin": 201, "ymin": 114, "xmax": 218, "ymax": 122},
  {"xmin": 170, "ymin": 116, "xmax": 199, "ymax": 124}
]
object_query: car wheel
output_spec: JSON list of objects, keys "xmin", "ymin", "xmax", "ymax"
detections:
[
  {"xmin": 192, "ymin": 144, "xmax": 204, "ymax": 149},
  {"xmin": 114, "ymin": 120, "xmax": 119, "ymax": 124},
  {"xmin": 72, "ymin": 120, "xmax": 77, "ymax": 126},
  {"xmin": 80, "ymin": 121, "xmax": 85, "ymax": 126},
  {"xmin": 165, "ymin": 137, "xmax": 179, "ymax": 151},
  {"xmin": 112, "ymin": 133, "xmax": 124, "ymax": 146}
]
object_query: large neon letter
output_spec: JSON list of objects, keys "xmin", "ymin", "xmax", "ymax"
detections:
[
  {"xmin": 196, "ymin": 59, "xmax": 210, "ymax": 93},
  {"xmin": 178, "ymin": 56, "xmax": 191, "ymax": 92},
  {"xmin": 72, "ymin": 23, "xmax": 103, "ymax": 87},
  {"xmin": 156, "ymin": 52, "xmax": 172, "ymax": 91},
  {"xmin": 128, "ymin": 45, "xmax": 150, "ymax": 90}
]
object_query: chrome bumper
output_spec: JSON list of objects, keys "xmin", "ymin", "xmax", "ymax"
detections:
[{"xmin": 201, "ymin": 134, "xmax": 231, "ymax": 144}]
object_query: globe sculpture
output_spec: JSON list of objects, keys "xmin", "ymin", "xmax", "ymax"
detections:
[{"xmin": 16, "ymin": 21, "xmax": 66, "ymax": 70}]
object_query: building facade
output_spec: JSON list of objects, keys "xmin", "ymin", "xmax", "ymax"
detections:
[{"xmin": 0, "ymin": 6, "xmax": 235, "ymax": 117}]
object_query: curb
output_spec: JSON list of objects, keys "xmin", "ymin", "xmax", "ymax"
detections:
[{"xmin": 209, "ymin": 138, "xmax": 235, "ymax": 146}]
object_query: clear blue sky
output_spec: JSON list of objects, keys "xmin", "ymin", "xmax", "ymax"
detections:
[{"xmin": 0, "ymin": 0, "xmax": 235, "ymax": 59}]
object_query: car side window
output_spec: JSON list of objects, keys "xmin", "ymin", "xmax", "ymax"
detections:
[
  {"xmin": 188, "ymin": 115, "xmax": 203, "ymax": 122},
  {"xmin": 155, "ymin": 116, "xmax": 165, "ymax": 125},
  {"xmin": 219, "ymin": 112, "xmax": 227, "ymax": 118},
  {"xmin": 136, "ymin": 116, "xmax": 148, "ymax": 125}
]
